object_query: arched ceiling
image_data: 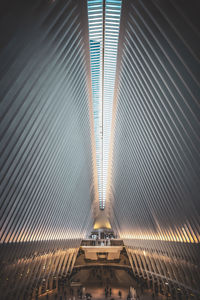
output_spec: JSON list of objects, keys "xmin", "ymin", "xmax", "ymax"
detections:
[
  {"xmin": 108, "ymin": 0, "xmax": 200, "ymax": 246},
  {"xmin": 0, "ymin": 0, "xmax": 199, "ymax": 269},
  {"xmin": 0, "ymin": 0, "xmax": 97, "ymax": 244},
  {"xmin": 0, "ymin": 0, "xmax": 200, "ymax": 297}
]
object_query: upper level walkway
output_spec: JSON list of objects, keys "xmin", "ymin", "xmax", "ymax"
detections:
[{"xmin": 81, "ymin": 239, "xmax": 124, "ymax": 247}]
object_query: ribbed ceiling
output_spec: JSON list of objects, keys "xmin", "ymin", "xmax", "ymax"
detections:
[
  {"xmin": 0, "ymin": 0, "xmax": 200, "ymax": 297},
  {"xmin": 109, "ymin": 0, "xmax": 200, "ymax": 245},
  {"xmin": 0, "ymin": 0, "xmax": 96, "ymax": 243}
]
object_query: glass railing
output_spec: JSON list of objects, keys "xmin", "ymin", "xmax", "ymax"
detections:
[{"xmin": 81, "ymin": 239, "xmax": 124, "ymax": 246}]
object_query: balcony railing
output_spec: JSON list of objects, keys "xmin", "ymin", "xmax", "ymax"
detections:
[{"xmin": 81, "ymin": 239, "xmax": 124, "ymax": 247}]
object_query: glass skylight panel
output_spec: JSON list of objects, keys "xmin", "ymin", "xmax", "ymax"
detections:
[{"xmin": 88, "ymin": 0, "xmax": 122, "ymax": 209}]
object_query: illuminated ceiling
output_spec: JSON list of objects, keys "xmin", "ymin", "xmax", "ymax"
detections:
[
  {"xmin": 88, "ymin": 0, "xmax": 122, "ymax": 209},
  {"xmin": 0, "ymin": 0, "xmax": 199, "ymax": 255},
  {"xmin": 0, "ymin": 0, "xmax": 200, "ymax": 297}
]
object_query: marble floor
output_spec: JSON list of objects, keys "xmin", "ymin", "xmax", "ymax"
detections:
[
  {"xmin": 38, "ymin": 266, "xmax": 167, "ymax": 300},
  {"xmin": 39, "ymin": 285, "xmax": 167, "ymax": 300}
]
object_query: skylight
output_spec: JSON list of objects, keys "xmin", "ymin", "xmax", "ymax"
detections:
[{"xmin": 88, "ymin": 0, "xmax": 122, "ymax": 209}]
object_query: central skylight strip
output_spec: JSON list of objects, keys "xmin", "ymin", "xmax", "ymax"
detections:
[
  {"xmin": 102, "ymin": 0, "xmax": 121, "ymax": 208},
  {"xmin": 88, "ymin": 0, "xmax": 122, "ymax": 209},
  {"xmin": 88, "ymin": 0, "xmax": 103, "ymax": 204}
]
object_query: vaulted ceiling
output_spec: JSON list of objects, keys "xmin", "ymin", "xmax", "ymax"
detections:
[{"xmin": 0, "ymin": 0, "xmax": 200, "ymax": 297}]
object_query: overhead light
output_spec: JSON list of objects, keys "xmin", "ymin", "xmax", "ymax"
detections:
[{"xmin": 88, "ymin": 0, "xmax": 122, "ymax": 209}]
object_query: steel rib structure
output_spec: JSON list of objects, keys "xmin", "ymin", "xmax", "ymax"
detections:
[
  {"xmin": 108, "ymin": 0, "xmax": 200, "ymax": 295},
  {"xmin": 0, "ymin": 0, "xmax": 200, "ymax": 299},
  {"xmin": 0, "ymin": 0, "xmax": 96, "ymax": 244},
  {"xmin": 110, "ymin": 0, "xmax": 200, "ymax": 243}
]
